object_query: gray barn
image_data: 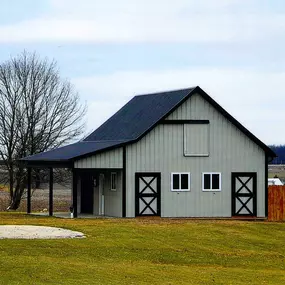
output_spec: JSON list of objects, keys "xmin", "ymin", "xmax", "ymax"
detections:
[{"xmin": 22, "ymin": 86, "xmax": 276, "ymax": 218}]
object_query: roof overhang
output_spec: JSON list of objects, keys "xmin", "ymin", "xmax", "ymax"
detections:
[
  {"xmin": 19, "ymin": 140, "xmax": 128, "ymax": 168},
  {"xmin": 19, "ymin": 160, "xmax": 73, "ymax": 168}
]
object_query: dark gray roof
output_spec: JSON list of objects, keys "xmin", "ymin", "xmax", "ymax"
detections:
[
  {"xmin": 84, "ymin": 88, "xmax": 195, "ymax": 141},
  {"xmin": 21, "ymin": 87, "xmax": 197, "ymax": 165},
  {"xmin": 20, "ymin": 86, "xmax": 276, "ymax": 165},
  {"xmin": 22, "ymin": 140, "xmax": 128, "ymax": 164}
]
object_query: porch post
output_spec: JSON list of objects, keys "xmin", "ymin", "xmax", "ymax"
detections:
[
  {"xmin": 27, "ymin": 167, "xmax": 31, "ymax": 214},
  {"xmin": 49, "ymin": 167, "xmax": 53, "ymax": 217},
  {"xmin": 72, "ymin": 168, "xmax": 78, "ymax": 218}
]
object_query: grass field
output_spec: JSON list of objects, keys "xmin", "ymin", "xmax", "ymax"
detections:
[
  {"xmin": 0, "ymin": 214, "xmax": 284, "ymax": 284},
  {"xmin": 268, "ymin": 165, "xmax": 285, "ymax": 181}
]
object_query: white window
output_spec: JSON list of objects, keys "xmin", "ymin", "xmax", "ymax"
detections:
[
  {"xmin": 184, "ymin": 124, "xmax": 209, "ymax": 156},
  {"xmin": 202, "ymin": 172, "xmax": 221, "ymax": 191},
  {"xmin": 171, "ymin": 172, "xmax": 190, "ymax": 191},
  {"xmin": 111, "ymin": 172, "xmax": 117, "ymax": 191}
]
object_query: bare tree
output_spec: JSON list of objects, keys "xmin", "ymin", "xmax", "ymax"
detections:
[{"xmin": 0, "ymin": 51, "xmax": 86, "ymax": 209}]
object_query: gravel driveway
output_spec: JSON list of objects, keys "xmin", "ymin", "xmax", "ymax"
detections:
[{"xmin": 0, "ymin": 225, "xmax": 85, "ymax": 239}]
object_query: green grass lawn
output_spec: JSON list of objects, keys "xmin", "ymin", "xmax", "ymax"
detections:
[{"xmin": 0, "ymin": 214, "xmax": 284, "ymax": 285}]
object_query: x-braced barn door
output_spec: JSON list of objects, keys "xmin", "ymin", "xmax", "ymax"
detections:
[
  {"xmin": 232, "ymin": 172, "xmax": 257, "ymax": 216},
  {"xmin": 135, "ymin": 173, "xmax": 161, "ymax": 216}
]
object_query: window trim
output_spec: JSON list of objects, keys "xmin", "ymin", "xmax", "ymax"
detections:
[
  {"xmin": 110, "ymin": 172, "xmax": 117, "ymax": 191},
  {"xmin": 202, "ymin": 172, "xmax": 221, "ymax": 192},
  {"xmin": 171, "ymin": 172, "xmax": 191, "ymax": 192}
]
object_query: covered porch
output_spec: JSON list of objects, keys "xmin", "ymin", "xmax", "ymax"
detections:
[
  {"xmin": 23, "ymin": 165, "xmax": 123, "ymax": 218},
  {"xmin": 20, "ymin": 140, "xmax": 126, "ymax": 218}
]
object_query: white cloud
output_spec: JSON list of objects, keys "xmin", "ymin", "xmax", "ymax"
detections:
[
  {"xmin": 0, "ymin": 0, "xmax": 285, "ymax": 43},
  {"xmin": 73, "ymin": 67, "xmax": 285, "ymax": 145}
]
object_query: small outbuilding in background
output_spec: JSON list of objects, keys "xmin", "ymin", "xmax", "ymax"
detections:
[{"xmin": 268, "ymin": 178, "xmax": 283, "ymax": 186}]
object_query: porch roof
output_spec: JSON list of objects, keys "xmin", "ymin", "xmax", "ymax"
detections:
[{"xmin": 20, "ymin": 140, "xmax": 127, "ymax": 167}]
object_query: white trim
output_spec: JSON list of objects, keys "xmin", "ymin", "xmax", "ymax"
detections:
[
  {"xmin": 110, "ymin": 172, "xmax": 117, "ymax": 191},
  {"xmin": 171, "ymin": 172, "xmax": 191, "ymax": 192},
  {"xmin": 99, "ymin": 174, "xmax": 105, "ymax": 215},
  {"xmin": 184, "ymin": 154, "xmax": 209, "ymax": 157},
  {"xmin": 202, "ymin": 172, "xmax": 221, "ymax": 192}
]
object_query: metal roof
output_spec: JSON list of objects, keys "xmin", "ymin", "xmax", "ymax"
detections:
[
  {"xmin": 20, "ymin": 86, "xmax": 276, "ymax": 166},
  {"xmin": 84, "ymin": 87, "xmax": 195, "ymax": 141},
  {"xmin": 22, "ymin": 140, "xmax": 128, "ymax": 165}
]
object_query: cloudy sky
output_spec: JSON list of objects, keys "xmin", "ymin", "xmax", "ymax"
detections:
[{"xmin": 0, "ymin": 0, "xmax": 284, "ymax": 144}]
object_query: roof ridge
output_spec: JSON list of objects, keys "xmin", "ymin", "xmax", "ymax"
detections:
[
  {"xmin": 133, "ymin": 88, "xmax": 197, "ymax": 140},
  {"xmin": 80, "ymin": 139, "xmax": 130, "ymax": 143},
  {"xmin": 135, "ymin": 86, "xmax": 197, "ymax": 97}
]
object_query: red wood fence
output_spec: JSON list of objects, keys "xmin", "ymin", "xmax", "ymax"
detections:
[{"xmin": 268, "ymin": 186, "xmax": 285, "ymax": 221}]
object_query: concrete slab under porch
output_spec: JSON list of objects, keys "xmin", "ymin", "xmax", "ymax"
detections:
[{"xmin": 31, "ymin": 212, "xmax": 115, "ymax": 219}]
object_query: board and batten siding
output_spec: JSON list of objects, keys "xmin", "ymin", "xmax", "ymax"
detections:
[
  {"xmin": 126, "ymin": 92, "xmax": 265, "ymax": 217},
  {"xmin": 74, "ymin": 147, "xmax": 123, "ymax": 169}
]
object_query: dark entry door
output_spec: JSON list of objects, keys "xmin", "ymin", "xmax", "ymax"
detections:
[
  {"xmin": 81, "ymin": 173, "xmax": 94, "ymax": 214},
  {"xmin": 135, "ymin": 173, "xmax": 161, "ymax": 216},
  {"xmin": 232, "ymin": 172, "xmax": 257, "ymax": 216}
]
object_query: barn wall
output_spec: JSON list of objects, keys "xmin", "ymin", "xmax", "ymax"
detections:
[
  {"xmin": 74, "ymin": 148, "xmax": 123, "ymax": 169},
  {"xmin": 126, "ymin": 93, "xmax": 265, "ymax": 217}
]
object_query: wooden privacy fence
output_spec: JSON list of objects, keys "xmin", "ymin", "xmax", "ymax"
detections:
[{"xmin": 268, "ymin": 186, "xmax": 285, "ymax": 221}]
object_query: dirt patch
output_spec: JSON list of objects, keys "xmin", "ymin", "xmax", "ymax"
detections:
[{"xmin": 0, "ymin": 225, "xmax": 85, "ymax": 239}]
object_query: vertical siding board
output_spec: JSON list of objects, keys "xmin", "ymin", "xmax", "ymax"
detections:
[
  {"xmin": 115, "ymin": 148, "xmax": 119, "ymax": 167},
  {"xmin": 150, "ymin": 128, "xmax": 155, "ymax": 171},
  {"xmin": 74, "ymin": 148, "xmax": 123, "ymax": 169},
  {"xmin": 159, "ymin": 125, "xmax": 165, "ymax": 215},
  {"xmin": 90, "ymin": 154, "xmax": 94, "ymax": 168}
]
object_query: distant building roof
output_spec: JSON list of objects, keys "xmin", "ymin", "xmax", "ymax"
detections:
[{"xmin": 268, "ymin": 178, "xmax": 283, "ymax": 186}]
